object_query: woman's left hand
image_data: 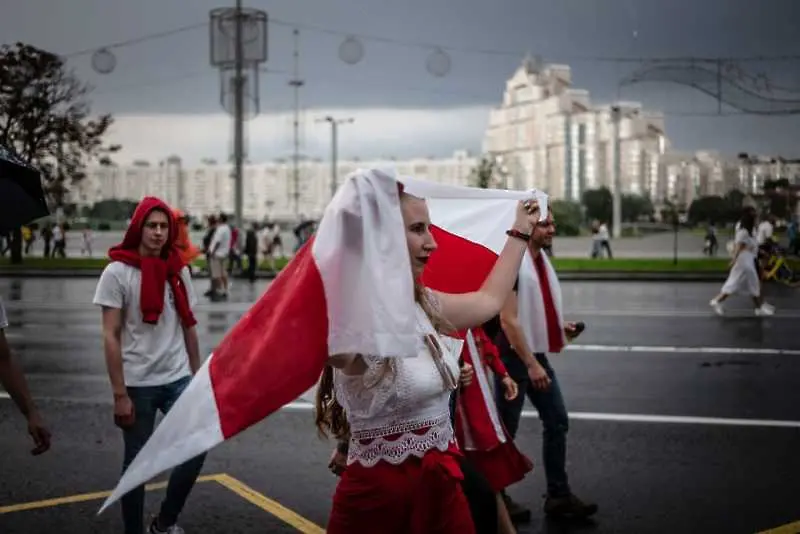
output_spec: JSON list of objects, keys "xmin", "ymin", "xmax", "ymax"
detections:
[{"xmin": 459, "ymin": 362, "xmax": 474, "ymax": 387}]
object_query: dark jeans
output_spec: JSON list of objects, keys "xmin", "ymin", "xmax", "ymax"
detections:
[
  {"xmin": 122, "ymin": 376, "xmax": 207, "ymax": 534},
  {"xmin": 495, "ymin": 352, "xmax": 570, "ymax": 498},
  {"xmin": 246, "ymin": 253, "xmax": 257, "ymax": 282}
]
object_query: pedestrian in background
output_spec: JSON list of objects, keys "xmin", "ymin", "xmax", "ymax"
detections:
[{"xmin": 710, "ymin": 208, "xmax": 775, "ymax": 316}]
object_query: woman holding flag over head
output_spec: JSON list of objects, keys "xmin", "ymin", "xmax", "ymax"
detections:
[
  {"xmin": 315, "ymin": 181, "xmax": 542, "ymax": 533},
  {"xmin": 98, "ymin": 169, "xmax": 547, "ymax": 534}
]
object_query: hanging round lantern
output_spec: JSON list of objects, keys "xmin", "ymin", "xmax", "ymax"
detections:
[
  {"xmin": 338, "ymin": 35, "xmax": 364, "ymax": 65},
  {"xmin": 426, "ymin": 47, "xmax": 451, "ymax": 77},
  {"xmin": 91, "ymin": 48, "xmax": 117, "ymax": 74}
]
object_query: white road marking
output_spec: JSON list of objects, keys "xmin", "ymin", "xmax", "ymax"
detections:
[
  {"xmin": 1, "ymin": 392, "xmax": 797, "ymax": 429},
  {"xmin": 5, "ymin": 300, "xmax": 800, "ymax": 319},
  {"xmin": 4, "ymin": 329, "xmax": 797, "ymax": 356},
  {"xmin": 281, "ymin": 402, "xmax": 800, "ymax": 428},
  {"xmin": 569, "ymin": 309, "xmax": 800, "ymax": 319},
  {"xmin": 565, "ymin": 344, "xmax": 800, "ymax": 356},
  {"xmin": 563, "ymin": 412, "xmax": 800, "ymax": 428}
]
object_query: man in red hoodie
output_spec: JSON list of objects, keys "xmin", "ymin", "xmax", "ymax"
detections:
[{"xmin": 93, "ymin": 197, "xmax": 206, "ymax": 534}]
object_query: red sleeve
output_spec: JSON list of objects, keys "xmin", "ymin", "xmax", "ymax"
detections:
[{"xmin": 475, "ymin": 329, "xmax": 507, "ymax": 376}]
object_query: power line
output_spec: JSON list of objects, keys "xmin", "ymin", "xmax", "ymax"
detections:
[
  {"xmin": 61, "ymin": 21, "xmax": 206, "ymax": 58},
  {"xmin": 87, "ymin": 67, "xmax": 782, "ymax": 119},
  {"xmin": 57, "ymin": 17, "xmax": 800, "ymax": 65}
]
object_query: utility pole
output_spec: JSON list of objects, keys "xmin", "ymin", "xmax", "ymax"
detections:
[
  {"xmin": 289, "ymin": 29, "xmax": 304, "ymax": 217},
  {"xmin": 611, "ymin": 105, "xmax": 622, "ymax": 239},
  {"xmin": 317, "ymin": 116, "xmax": 354, "ymax": 201},
  {"xmin": 232, "ymin": 0, "xmax": 244, "ymax": 225}
]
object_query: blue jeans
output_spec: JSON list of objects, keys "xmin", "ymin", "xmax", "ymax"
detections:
[
  {"xmin": 121, "ymin": 376, "xmax": 207, "ymax": 534},
  {"xmin": 495, "ymin": 352, "xmax": 571, "ymax": 498}
]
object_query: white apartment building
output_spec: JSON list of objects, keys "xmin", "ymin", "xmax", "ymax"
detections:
[
  {"xmin": 482, "ymin": 57, "xmax": 667, "ymax": 202},
  {"xmin": 655, "ymin": 151, "xmax": 800, "ymax": 208},
  {"xmin": 70, "ymin": 150, "xmax": 478, "ymax": 222}
]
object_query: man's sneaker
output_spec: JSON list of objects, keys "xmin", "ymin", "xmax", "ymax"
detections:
[
  {"xmin": 709, "ymin": 299, "xmax": 724, "ymax": 316},
  {"xmin": 501, "ymin": 491, "xmax": 531, "ymax": 524},
  {"xmin": 148, "ymin": 518, "xmax": 185, "ymax": 534},
  {"xmin": 544, "ymin": 493, "xmax": 598, "ymax": 520}
]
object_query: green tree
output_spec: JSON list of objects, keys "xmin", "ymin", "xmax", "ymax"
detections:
[
  {"xmin": 723, "ymin": 189, "xmax": 746, "ymax": 222},
  {"xmin": 762, "ymin": 178, "xmax": 794, "ymax": 220},
  {"xmin": 470, "ymin": 157, "xmax": 498, "ymax": 189},
  {"xmin": 0, "ymin": 42, "xmax": 120, "ymax": 263},
  {"xmin": 581, "ymin": 187, "xmax": 613, "ymax": 226},
  {"xmin": 621, "ymin": 194, "xmax": 654, "ymax": 222},
  {"xmin": 550, "ymin": 199, "xmax": 582, "ymax": 236},
  {"xmin": 687, "ymin": 195, "xmax": 728, "ymax": 225}
]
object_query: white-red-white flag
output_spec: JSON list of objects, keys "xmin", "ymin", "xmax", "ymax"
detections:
[{"xmin": 99, "ymin": 168, "xmax": 547, "ymax": 513}]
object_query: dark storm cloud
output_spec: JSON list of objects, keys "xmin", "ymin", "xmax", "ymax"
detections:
[{"xmin": 2, "ymin": 0, "xmax": 800, "ymax": 157}]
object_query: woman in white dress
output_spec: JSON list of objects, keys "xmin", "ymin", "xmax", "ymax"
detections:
[
  {"xmin": 315, "ymin": 188, "xmax": 541, "ymax": 534},
  {"xmin": 710, "ymin": 209, "xmax": 775, "ymax": 316}
]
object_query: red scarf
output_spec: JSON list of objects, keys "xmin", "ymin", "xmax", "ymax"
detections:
[
  {"xmin": 533, "ymin": 254, "xmax": 564, "ymax": 353},
  {"xmin": 108, "ymin": 197, "xmax": 197, "ymax": 328}
]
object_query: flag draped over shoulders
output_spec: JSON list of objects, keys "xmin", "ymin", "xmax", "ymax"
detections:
[{"xmin": 99, "ymin": 168, "xmax": 547, "ymax": 513}]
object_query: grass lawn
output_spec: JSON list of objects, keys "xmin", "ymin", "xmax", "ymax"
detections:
[
  {"xmin": 2, "ymin": 256, "xmax": 796, "ymax": 274},
  {"xmin": 550, "ymin": 257, "xmax": 733, "ymax": 272}
]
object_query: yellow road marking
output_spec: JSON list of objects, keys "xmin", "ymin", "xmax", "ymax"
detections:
[
  {"xmin": 757, "ymin": 520, "xmax": 800, "ymax": 534},
  {"xmin": 213, "ymin": 473, "xmax": 324, "ymax": 534},
  {"xmin": 0, "ymin": 474, "xmax": 222, "ymax": 514}
]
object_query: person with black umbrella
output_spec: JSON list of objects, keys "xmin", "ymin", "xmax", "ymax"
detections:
[{"xmin": 0, "ymin": 144, "xmax": 50, "ymax": 238}]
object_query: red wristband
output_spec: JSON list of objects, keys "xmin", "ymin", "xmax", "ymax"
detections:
[{"xmin": 506, "ymin": 229, "xmax": 531, "ymax": 242}]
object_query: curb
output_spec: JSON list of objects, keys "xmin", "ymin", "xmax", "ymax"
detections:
[
  {"xmin": 0, "ymin": 268, "xmax": 726, "ymax": 282},
  {"xmin": 558, "ymin": 271, "xmax": 726, "ymax": 282}
]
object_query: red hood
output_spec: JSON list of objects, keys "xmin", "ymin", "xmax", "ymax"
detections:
[{"xmin": 116, "ymin": 196, "xmax": 176, "ymax": 257}]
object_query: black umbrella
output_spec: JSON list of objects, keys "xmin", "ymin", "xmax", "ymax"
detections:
[{"xmin": 0, "ymin": 145, "xmax": 50, "ymax": 231}]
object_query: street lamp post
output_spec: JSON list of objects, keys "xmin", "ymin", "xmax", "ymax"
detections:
[
  {"xmin": 317, "ymin": 116, "xmax": 354, "ymax": 200},
  {"xmin": 611, "ymin": 105, "xmax": 622, "ymax": 239},
  {"xmin": 610, "ymin": 104, "xmax": 640, "ymax": 239}
]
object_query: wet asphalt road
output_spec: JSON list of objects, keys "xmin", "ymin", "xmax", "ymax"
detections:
[{"xmin": 1, "ymin": 277, "xmax": 799, "ymax": 534}]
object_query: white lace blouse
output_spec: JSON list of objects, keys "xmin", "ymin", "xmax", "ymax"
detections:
[{"xmin": 333, "ymin": 302, "xmax": 463, "ymax": 467}]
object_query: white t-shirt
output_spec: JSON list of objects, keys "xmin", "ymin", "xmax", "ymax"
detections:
[
  {"xmin": 209, "ymin": 224, "xmax": 232, "ymax": 259},
  {"xmin": 0, "ymin": 296, "xmax": 8, "ymax": 330},
  {"xmin": 756, "ymin": 221, "xmax": 773, "ymax": 245},
  {"xmin": 92, "ymin": 262, "xmax": 198, "ymax": 387}
]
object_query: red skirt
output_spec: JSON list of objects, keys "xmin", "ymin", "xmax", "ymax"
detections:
[
  {"xmin": 464, "ymin": 438, "xmax": 533, "ymax": 492},
  {"xmin": 326, "ymin": 446, "xmax": 476, "ymax": 534}
]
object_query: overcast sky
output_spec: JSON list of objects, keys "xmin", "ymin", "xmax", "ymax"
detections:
[{"xmin": 3, "ymin": 0, "xmax": 799, "ymax": 165}]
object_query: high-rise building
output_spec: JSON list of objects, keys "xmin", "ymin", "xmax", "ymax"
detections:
[{"xmin": 482, "ymin": 57, "xmax": 667, "ymax": 202}]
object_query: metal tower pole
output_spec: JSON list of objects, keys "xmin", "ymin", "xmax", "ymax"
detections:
[
  {"xmin": 289, "ymin": 29, "xmax": 304, "ymax": 217},
  {"xmin": 612, "ymin": 105, "xmax": 622, "ymax": 239},
  {"xmin": 232, "ymin": 0, "xmax": 244, "ymax": 225},
  {"xmin": 317, "ymin": 116, "xmax": 353, "ymax": 202}
]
